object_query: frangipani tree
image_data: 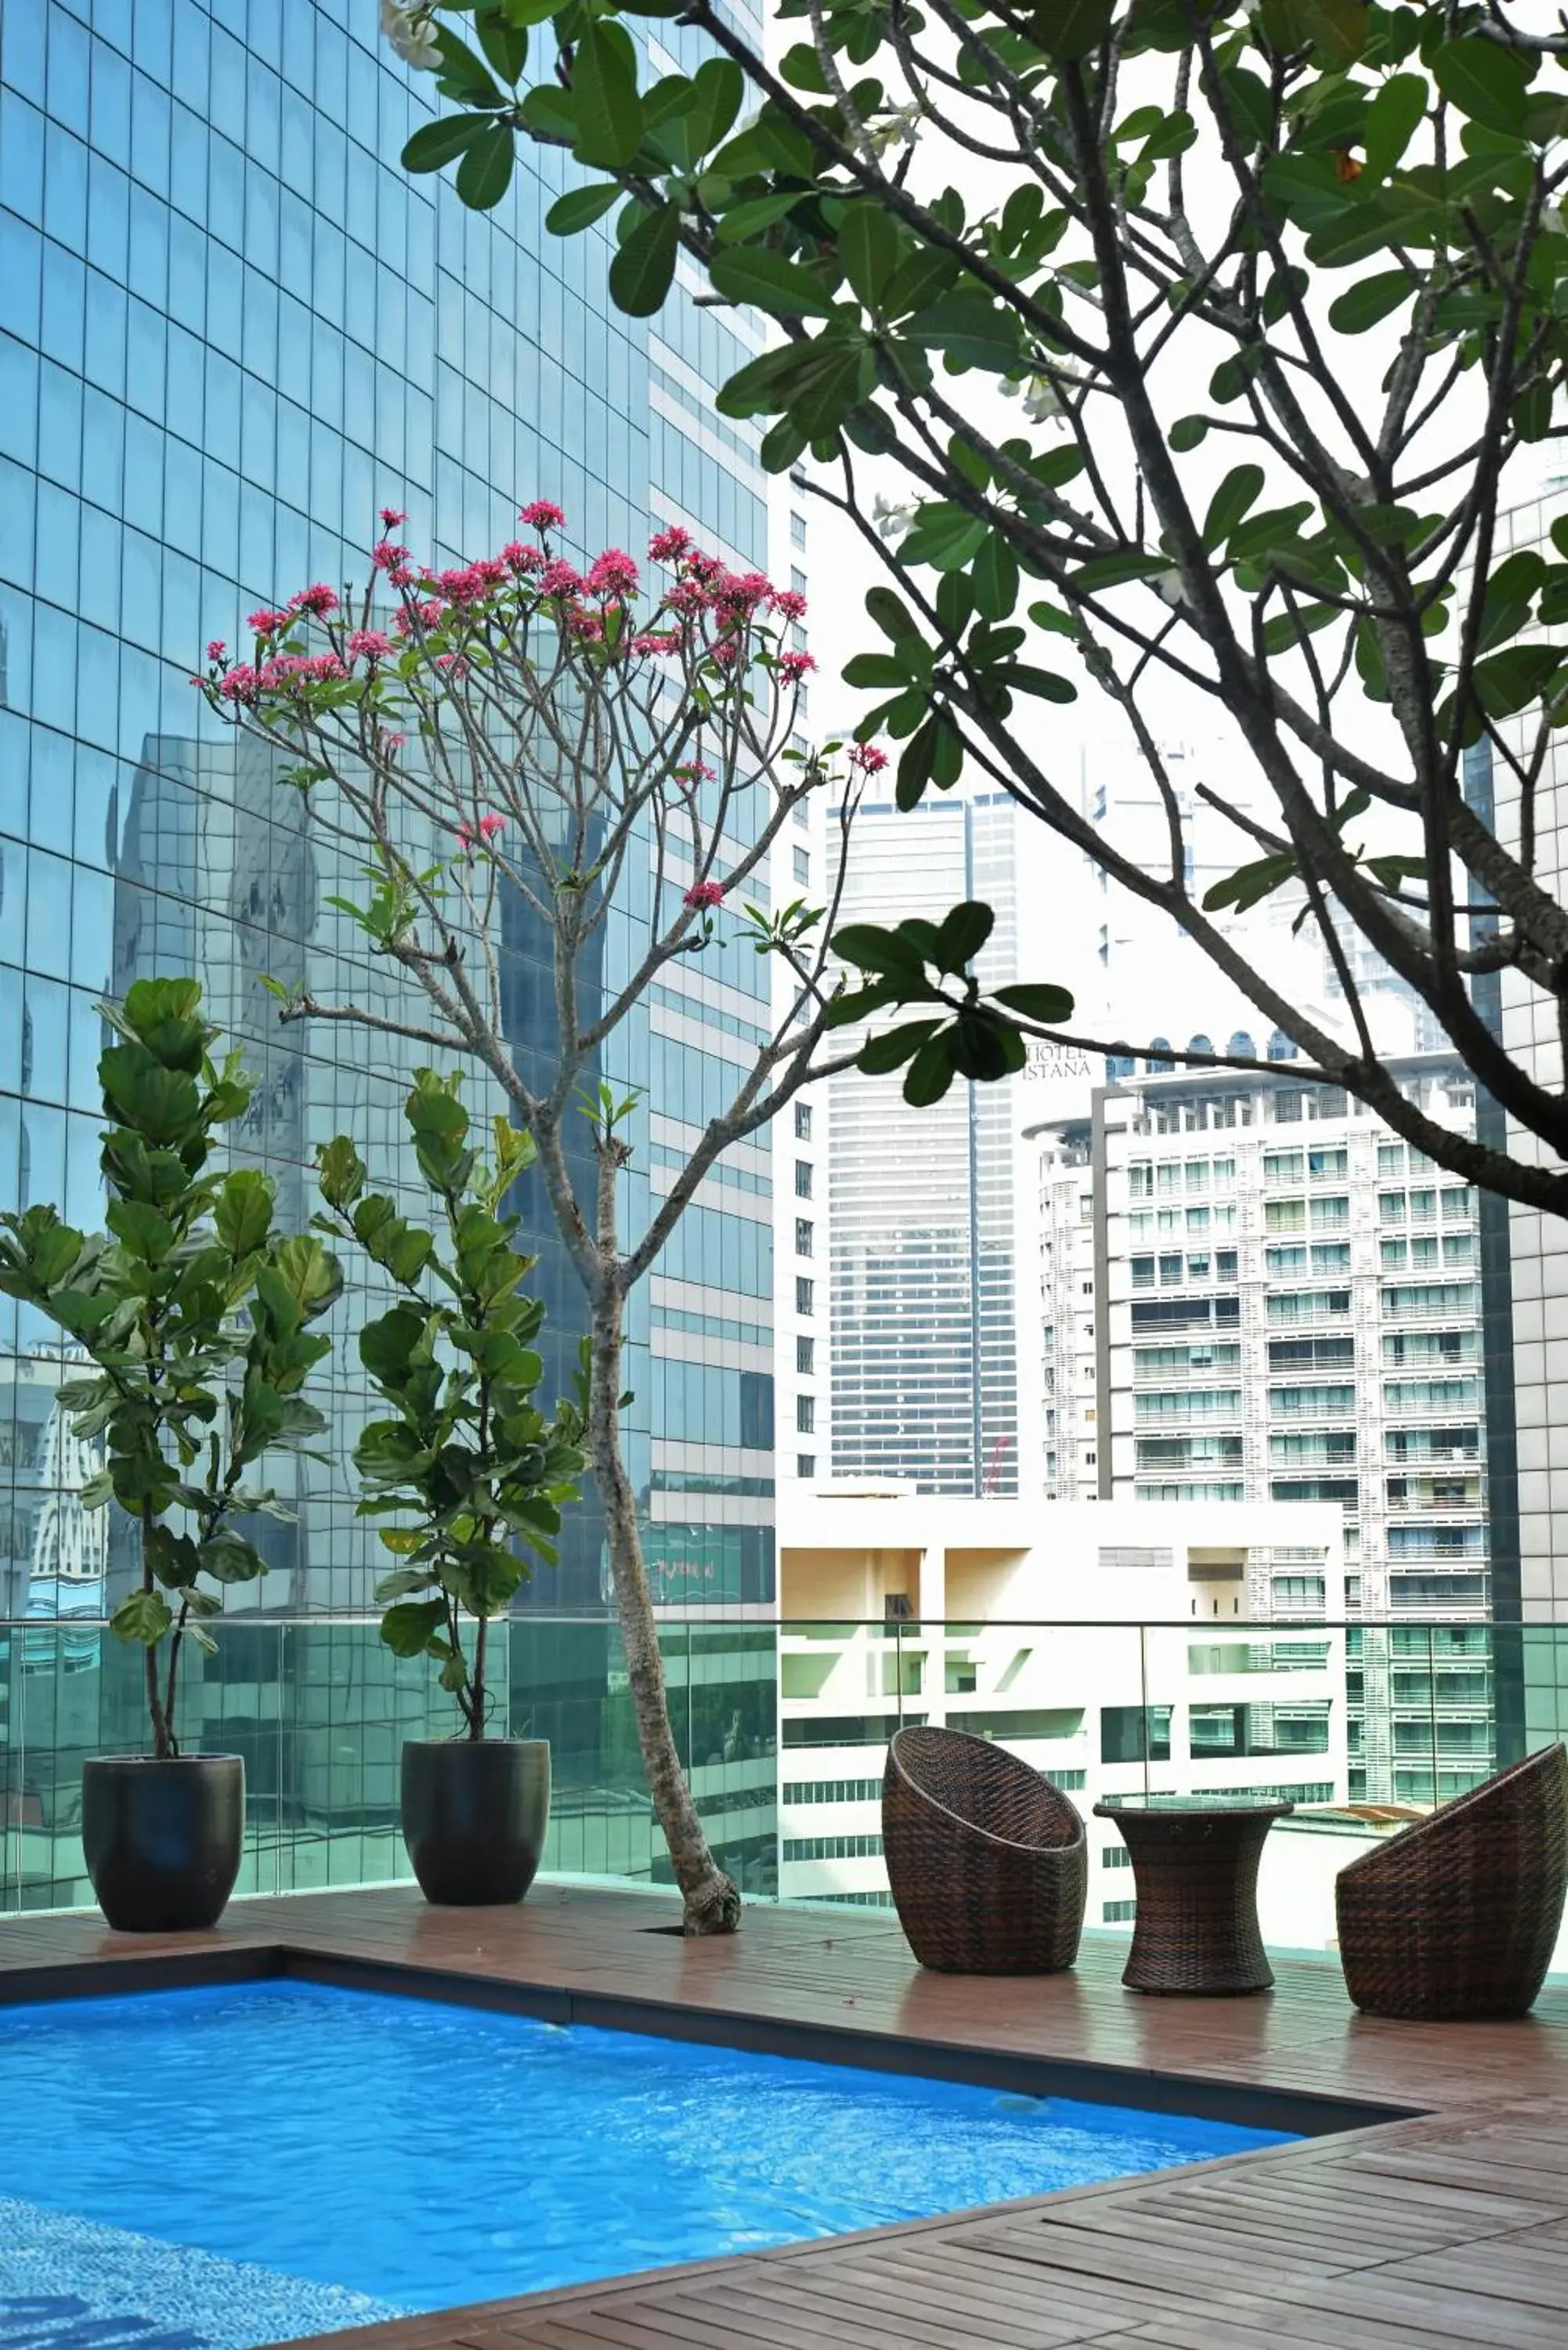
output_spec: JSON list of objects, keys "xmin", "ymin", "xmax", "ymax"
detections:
[
  {"xmin": 197, "ymin": 505, "xmax": 878, "ymax": 1932},
  {"xmin": 377, "ymin": 0, "xmax": 1568, "ymax": 1217}
]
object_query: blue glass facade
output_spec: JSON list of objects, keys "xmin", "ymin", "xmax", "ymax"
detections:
[{"xmin": 0, "ymin": 0, "xmax": 777, "ymax": 1650}]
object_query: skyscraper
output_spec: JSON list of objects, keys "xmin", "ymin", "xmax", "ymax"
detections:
[
  {"xmin": 826, "ymin": 790, "xmax": 1026, "ymax": 1496},
  {"xmin": 0, "ymin": 0, "xmax": 779, "ymax": 1900}
]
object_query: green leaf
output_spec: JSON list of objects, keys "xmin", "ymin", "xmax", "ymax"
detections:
[
  {"xmin": 833, "ymin": 923, "xmax": 930, "ymax": 977},
  {"xmin": 475, "ymin": 5, "xmax": 528, "ymax": 81},
  {"xmin": 972, "ymin": 532, "xmax": 1019, "ymax": 621},
  {"xmin": 839, "ymin": 203, "xmax": 901, "ymax": 309},
  {"xmin": 110, "ymin": 1589, "xmax": 173, "ymax": 1649},
  {"xmin": 788, "ymin": 339, "xmax": 872, "ymax": 439},
  {"xmin": 994, "ymin": 982, "xmax": 1075, "ymax": 1023},
  {"xmin": 455, "ymin": 122, "xmax": 515, "ymax": 210},
  {"xmin": 1290, "ymin": 0, "xmax": 1368, "ymax": 67},
  {"xmin": 381, "ymin": 1599, "xmax": 452, "ymax": 1661},
  {"xmin": 1169, "ymin": 415, "xmax": 1209, "ymax": 452},
  {"xmin": 609, "ymin": 202, "xmax": 681, "ymax": 316},
  {"xmin": 903, "ymin": 1032, "xmax": 959, "ymax": 1107},
  {"xmin": 1204, "ymin": 464, "xmax": 1265, "ymax": 550},
  {"xmin": 402, "ymin": 114, "xmax": 491, "ymax": 175},
  {"xmin": 573, "ymin": 23, "xmax": 645, "ymax": 169},
  {"xmin": 709, "ymin": 247, "xmax": 836, "ymax": 319},
  {"xmin": 316, "ymin": 1134, "xmax": 366, "ymax": 1214},
  {"xmin": 215, "ymin": 1168, "xmax": 274, "ymax": 1259},
  {"xmin": 934, "ymin": 899, "xmax": 994, "ymax": 973},
  {"xmin": 1362, "ymin": 73, "xmax": 1428, "ymax": 179},
  {"xmin": 1032, "ymin": 0, "xmax": 1115, "ymax": 60},
  {"xmin": 857, "ymin": 1021, "xmax": 941, "ymax": 1076},
  {"xmin": 1433, "ymin": 38, "xmax": 1531, "ymax": 137},
  {"xmin": 844, "ymin": 652, "xmax": 913, "ymax": 690},
  {"xmin": 432, "ymin": 24, "xmax": 508, "ymax": 106},
  {"xmin": 546, "ymin": 183, "xmax": 623, "ymax": 236},
  {"xmin": 1202, "ymin": 851, "xmax": 1299, "ymax": 916},
  {"xmin": 1328, "ymin": 270, "xmax": 1413, "ymax": 334}
]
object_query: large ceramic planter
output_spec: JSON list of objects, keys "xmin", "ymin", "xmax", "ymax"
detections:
[
  {"xmin": 401, "ymin": 1737, "xmax": 550, "ymax": 1906},
  {"xmin": 81, "ymin": 1755, "xmax": 244, "ymax": 1932}
]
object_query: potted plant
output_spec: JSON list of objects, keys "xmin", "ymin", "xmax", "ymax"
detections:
[
  {"xmin": 316, "ymin": 1070, "xmax": 584, "ymax": 1904},
  {"xmin": 0, "ymin": 978, "xmax": 340, "ymax": 1930}
]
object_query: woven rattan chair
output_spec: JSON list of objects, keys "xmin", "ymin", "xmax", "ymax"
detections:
[
  {"xmin": 883, "ymin": 1726, "xmax": 1087, "ymax": 1973},
  {"xmin": 1335, "ymin": 1743, "xmax": 1568, "ymax": 2021}
]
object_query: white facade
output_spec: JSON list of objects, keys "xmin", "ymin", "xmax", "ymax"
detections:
[{"xmin": 775, "ymin": 1488, "xmax": 1348, "ymax": 1920}]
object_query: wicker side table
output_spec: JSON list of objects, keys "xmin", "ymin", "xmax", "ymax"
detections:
[{"xmin": 1093, "ymin": 1796, "xmax": 1293, "ymax": 1995}]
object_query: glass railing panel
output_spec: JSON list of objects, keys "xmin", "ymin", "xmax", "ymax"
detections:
[{"xmin": 1, "ymin": 1613, "xmax": 1563, "ymax": 1972}]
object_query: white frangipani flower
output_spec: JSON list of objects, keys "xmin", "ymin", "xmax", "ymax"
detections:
[{"xmin": 380, "ymin": 1, "xmax": 442, "ymax": 70}]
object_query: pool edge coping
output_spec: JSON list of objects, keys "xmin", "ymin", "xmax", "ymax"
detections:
[{"xmin": 0, "ymin": 1923, "xmax": 1440, "ymax": 2350}]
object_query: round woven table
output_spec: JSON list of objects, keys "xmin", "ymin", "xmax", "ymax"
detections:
[{"xmin": 1093, "ymin": 1795, "xmax": 1294, "ymax": 1995}]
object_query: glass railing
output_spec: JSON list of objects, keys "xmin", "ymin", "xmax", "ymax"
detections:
[{"xmin": 2, "ymin": 1612, "xmax": 1565, "ymax": 1971}]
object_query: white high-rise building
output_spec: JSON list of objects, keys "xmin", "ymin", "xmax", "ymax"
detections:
[
  {"xmin": 1032, "ymin": 1044, "xmax": 1494, "ymax": 1806},
  {"xmin": 824, "ymin": 790, "xmax": 1031, "ymax": 1496}
]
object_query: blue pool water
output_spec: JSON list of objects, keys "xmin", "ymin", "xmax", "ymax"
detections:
[{"xmin": 0, "ymin": 1980, "xmax": 1290, "ymax": 2345}]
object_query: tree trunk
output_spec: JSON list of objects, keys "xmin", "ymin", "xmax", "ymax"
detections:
[{"xmin": 588, "ymin": 1283, "xmax": 741, "ymax": 1935}]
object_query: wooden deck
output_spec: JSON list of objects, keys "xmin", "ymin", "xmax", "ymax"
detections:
[{"xmin": 3, "ymin": 1881, "xmax": 1568, "ymax": 2349}]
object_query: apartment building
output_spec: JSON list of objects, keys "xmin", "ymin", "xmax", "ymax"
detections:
[{"xmin": 1033, "ymin": 1049, "xmax": 1495, "ymax": 1804}]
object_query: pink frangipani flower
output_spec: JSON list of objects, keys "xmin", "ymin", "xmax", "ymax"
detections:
[
  {"xmin": 519, "ymin": 499, "xmax": 565, "ymax": 530},
  {"xmin": 848, "ymin": 741, "xmax": 890, "ymax": 773},
  {"xmin": 380, "ymin": 507, "xmax": 408, "ymax": 529},
  {"xmin": 347, "ymin": 629, "xmax": 395, "ymax": 659},
  {"xmin": 289, "ymin": 583, "xmax": 340, "ymax": 616},
  {"xmin": 206, "ymin": 639, "xmax": 226, "ymax": 663},
  {"xmin": 539, "ymin": 559, "xmax": 583, "ymax": 598},
  {"xmin": 684, "ymin": 879, "xmax": 725, "ymax": 909},
  {"xmin": 779, "ymin": 650, "xmax": 816, "ymax": 681},
  {"xmin": 771, "ymin": 588, "xmax": 807, "ymax": 621},
  {"xmin": 585, "ymin": 548, "xmax": 639, "ymax": 597},
  {"xmin": 247, "ymin": 607, "xmax": 289, "ymax": 637}
]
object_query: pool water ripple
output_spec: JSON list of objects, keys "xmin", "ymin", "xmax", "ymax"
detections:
[{"xmin": 0, "ymin": 1979, "xmax": 1290, "ymax": 2331}]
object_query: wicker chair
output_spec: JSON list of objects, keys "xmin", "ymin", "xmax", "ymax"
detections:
[
  {"xmin": 882, "ymin": 1726, "xmax": 1088, "ymax": 1973},
  {"xmin": 1335, "ymin": 1743, "xmax": 1568, "ymax": 2021}
]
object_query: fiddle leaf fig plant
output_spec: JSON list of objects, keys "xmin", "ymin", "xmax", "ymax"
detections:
[
  {"xmin": 316, "ymin": 1070, "xmax": 586, "ymax": 1739},
  {"xmin": 0, "ymin": 978, "xmax": 341, "ymax": 1758}
]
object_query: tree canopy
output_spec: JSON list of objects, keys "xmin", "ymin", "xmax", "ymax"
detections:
[{"xmin": 381, "ymin": 0, "xmax": 1568, "ymax": 1211}]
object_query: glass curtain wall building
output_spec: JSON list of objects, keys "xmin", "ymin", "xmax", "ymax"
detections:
[{"xmin": 0, "ymin": 0, "xmax": 778, "ymax": 1905}]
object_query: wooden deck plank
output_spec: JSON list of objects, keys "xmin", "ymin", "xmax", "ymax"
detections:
[{"xmin": 2, "ymin": 1883, "xmax": 1566, "ymax": 2350}]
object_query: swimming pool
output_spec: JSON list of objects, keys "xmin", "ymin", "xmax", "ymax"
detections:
[{"xmin": 0, "ymin": 1979, "xmax": 1292, "ymax": 2346}]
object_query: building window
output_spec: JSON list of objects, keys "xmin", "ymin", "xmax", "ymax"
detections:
[
  {"xmin": 795, "ymin": 1217, "xmax": 814, "ymax": 1256},
  {"xmin": 797, "ymin": 1454, "xmax": 817, "ymax": 1480},
  {"xmin": 796, "ymin": 1276, "xmax": 814, "ymax": 1314},
  {"xmin": 795, "ymin": 1159, "xmax": 812, "ymax": 1198},
  {"xmin": 794, "ymin": 1100, "xmax": 812, "ymax": 1141},
  {"xmin": 1101, "ymin": 1844, "xmax": 1132, "ymax": 1868},
  {"xmin": 791, "ymin": 510, "xmax": 807, "ymax": 548},
  {"xmin": 797, "ymin": 1394, "xmax": 815, "ymax": 1434},
  {"xmin": 793, "ymin": 846, "xmax": 810, "ymax": 886},
  {"xmin": 1103, "ymin": 1900, "xmax": 1138, "ymax": 1923},
  {"xmin": 797, "ymin": 1335, "xmax": 815, "ymax": 1375},
  {"xmin": 791, "ymin": 566, "xmax": 807, "ymax": 597}
]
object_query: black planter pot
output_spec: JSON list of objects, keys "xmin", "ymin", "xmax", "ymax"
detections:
[
  {"xmin": 81, "ymin": 1755, "xmax": 245, "ymax": 1932},
  {"xmin": 401, "ymin": 1737, "xmax": 550, "ymax": 1906}
]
